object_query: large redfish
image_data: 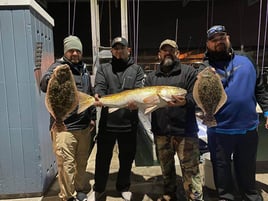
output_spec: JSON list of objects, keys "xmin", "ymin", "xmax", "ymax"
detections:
[
  {"xmin": 45, "ymin": 64, "xmax": 94, "ymax": 132},
  {"xmin": 95, "ymin": 86, "xmax": 187, "ymax": 115},
  {"xmin": 193, "ymin": 67, "xmax": 227, "ymax": 127}
]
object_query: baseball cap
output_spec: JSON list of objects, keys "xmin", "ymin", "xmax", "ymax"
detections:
[
  {"xmin": 111, "ymin": 37, "xmax": 128, "ymax": 47},
  {"xmin": 159, "ymin": 39, "xmax": 178, "ymax": 50},
  {"xmin": 207, "ymin": 25, "xmax": 227, "ymax": 40}
]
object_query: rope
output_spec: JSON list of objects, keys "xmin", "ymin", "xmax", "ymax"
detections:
[
  {"xmin": 131, "ymin": 0, "xmax": 139, "ymax": 64},
  {"xmin": 135, "ymin": 0, "xmax": 140, "ymax": 64},
  {"xmin": 257, "ymin": 0, "xmax": 262, "ymax": 66},
  {"xmin": 68, "ymin": 0, "xmax": 70, "ymax": 35},
  {"xmin": 261, "ymin": 0, "xmax": 268, "ymax": 72},
  {"xmin": 72, "ymin": 0, "xmax": 77, "ymax": 35},
  {"xmin": 67, "ymin": 0, "xmax": 77, "ymax": 36},
  {"xmin": 132, "ymin": 0, "xmax": 136, "ymax": 60}
]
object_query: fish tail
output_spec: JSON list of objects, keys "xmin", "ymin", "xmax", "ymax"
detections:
[
  {"xmin": 202, "ymin": 115, "xmax": 217, "ymax": 128},
  {"xmin": 77, "ymin": 91, "xmax": 95, "ymax": 113},
  {"xmin": 52, "ymin": 121, "xmax": 67, "ymax": 133}
]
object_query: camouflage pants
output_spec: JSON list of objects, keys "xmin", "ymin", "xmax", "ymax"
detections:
[{"xmin": 154, "ymin": 135, "xmax": 203, "ymax": 201}]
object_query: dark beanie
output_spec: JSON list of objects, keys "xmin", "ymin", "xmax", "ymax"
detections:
[{"xmin": 63, "ymin": 35, "xmax": 83, "ymax": 53}]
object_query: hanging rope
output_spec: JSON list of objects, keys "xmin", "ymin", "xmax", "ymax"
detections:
[
  {"xmin": 67, "ymin": 0, "xmax": 77, "ymax": 36},
  {"xmin": 210, "ymin": 0, "xmax": 214, "ymax": 26},
  {"xmin": 135, "ymin": 0, "xmax": 140, "ymax": 64},
  {"xmin": 68, "ymin": 0, "xmax": 70, "ymax": 35},
  {"xmin": 132, "ymin": 0, "xmax": 136, "ymax": 61},
  {"xmin": 72, "ymin": 0, "xmax": 77, "ymax": 35},
  {"xmin": 257, "ymin": 0, "xmax": 263, "ymax": 66},
  {"xmin": 131, "ymin": 0, "xmax": 139, "ymax": 64},
  {"xmin": 261, "ymin": 0, "xmax": 268, "ymax": 72}
]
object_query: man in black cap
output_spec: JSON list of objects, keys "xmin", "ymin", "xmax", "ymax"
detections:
[
  {"xmin": 40, "ymin": 35, "xmax": 96, "ymax": 201},
  {"xmin": 202, "ymin": 25, "xmax": 268, "ymax": 201},
  {"xmin": 88, "ymin": 37, "xmax": 144, "ymax": 201}
]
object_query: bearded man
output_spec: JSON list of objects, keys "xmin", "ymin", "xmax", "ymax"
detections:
[{"xmin": 144, "ymin": 39, "xmax": 204, "ymax": 201}]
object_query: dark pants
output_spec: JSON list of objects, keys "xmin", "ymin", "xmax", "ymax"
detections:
[
  {"xmin": 93, "ymin": 130, "xmax": 137, "ymax": 193},
  {"xmin": 207, "ymin": 129, "xmax": 262, "ymax": 201}
]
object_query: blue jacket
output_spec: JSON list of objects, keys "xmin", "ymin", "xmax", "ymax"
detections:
[{"xmin": 204, "ymin": 51, "xmax": 268, "ymax": 134}]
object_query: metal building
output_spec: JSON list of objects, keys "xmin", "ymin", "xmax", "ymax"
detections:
[{"xmin": 0, "ymin": 0, "xmax": 56, "ymax": 197}]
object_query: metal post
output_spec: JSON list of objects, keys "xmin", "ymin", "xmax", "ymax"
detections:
[{"xmin": 121, "ymin": 0, "xmax": 128, "ymax": 40}]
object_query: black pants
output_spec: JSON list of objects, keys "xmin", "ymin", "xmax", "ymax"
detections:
[
  {"xmin": 207, "ymin": 129, "xmax": 262, "ymax": 201},
  {"xmin": 93, "ymin": 130, "xmax": 137, "ymax": 193}
]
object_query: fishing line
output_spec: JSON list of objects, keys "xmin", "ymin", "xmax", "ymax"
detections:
[
  {"xmin": 261, "ymin": 0, "xmax": 268, "ymax": 72},
  {"xmin": 257, "ymin": 0, "xmax": 262, "ymax": 66},
  {"xmin": 72, "ymin": 0, "xmax": 77, "ymax": 35}
]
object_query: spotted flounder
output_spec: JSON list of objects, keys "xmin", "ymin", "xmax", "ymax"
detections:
[
  {"xmin": 45, "ymin": 64, "xmax": 94, "ymax": 132},
  {"xmin": 193, "ymin": 67, "xmax": 227, "ymax": 127}
]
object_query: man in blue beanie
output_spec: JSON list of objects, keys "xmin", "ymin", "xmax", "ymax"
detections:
[{"xmin": 40, "ymin": 35, "xmax": 96, "ymax": 201}]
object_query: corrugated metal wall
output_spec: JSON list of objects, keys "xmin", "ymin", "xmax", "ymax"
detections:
[{"xmin": 0, "ymin": 4, "xmax": 56, "ymax": 197}]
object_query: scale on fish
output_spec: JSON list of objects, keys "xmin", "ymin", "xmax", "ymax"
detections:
[
  {"xmin": 45, "ymin": 64, "xmax": 94, "ymax": 132},
  {"xmin": 193, "ymin": 67, "xmax": 227, "ymax": 127}
]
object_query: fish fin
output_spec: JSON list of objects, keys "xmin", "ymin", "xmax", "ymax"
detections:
[
  {"xmin": 192, "ymin": 79, "xmax": 207, "ymax": 114},
  {"xmin": 51, "ymin": 121, "xmax": 67, "ymax": 133},
  {"xmin": 213, "ymin": 89, "xmax": 227, "ymax": 114},
  {"xmin": 108, "ymin": 107, "xmax": 120, "ymax": 113},
  {"xmin": 143, "ymin": 95, "xmax": 160, "ymax": 104},
  {"xmin": 202, "ymin": 114, "xmax": 217, "ymax": 128},
  {"xmin": 77, "ymin": 91, "xmax": 95, "ymax": 114},
  {"xmin": 158, "ymin": 94, "xmax": 172, "ymax": 102},
  {"xmin": 144, "ymin": 105, "xmax": 159, "ymax": 115}
]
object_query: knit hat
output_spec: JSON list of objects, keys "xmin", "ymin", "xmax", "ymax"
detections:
[
  {"xmin": 63, "ymin": 35, "xmax": 83, "ymax": 53},
  {"xmin": 159, "ymin": 39, "xmax": 178, "ymax": 50}
]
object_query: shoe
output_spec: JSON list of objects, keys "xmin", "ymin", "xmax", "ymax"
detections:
[
  {"xmin": 77, "ymin": 192, "xmax": 87, "ymax": 201},
  {"xmin": 87, "ymin": 191, "xmax": 105, "ymax": 201},
  {"xmin": 121, "ymin": 191, "xmax": 132, "ymax": 201}
]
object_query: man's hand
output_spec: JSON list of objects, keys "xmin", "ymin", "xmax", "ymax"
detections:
[
  {"xmin": 94, "ymin": 94, "xmax": 103, "ymax": 107},
  {"xmin": 167, "ymin": 95, "xmax": 186, "ymax": 107},
  {"xmin": 89, "ymin": 120, "xmax": 95, "ymax": 132}
]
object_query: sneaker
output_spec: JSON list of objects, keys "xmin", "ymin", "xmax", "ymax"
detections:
[
  {"xmin": 87, "ymin": 191, "xmax": 105, "ymax": 201},
  {"xmin": 76, "ymin": 192, "xmax": 87, "ymax": 201},
  {"xmin": 121, "ymin": 191, "xmax": 132, "ymax": 201}
]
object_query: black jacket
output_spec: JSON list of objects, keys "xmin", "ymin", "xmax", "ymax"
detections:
[
  {"xmin": 40, "ymin": 57, "xmax": 96, "ymax": 131},
  {"xmin": 95, "ymin": 57, "xmax": 144, "ymax": 133},
  {"xmin": 145, "ymin": 59, "xmax": 199, "ymax": 137}
]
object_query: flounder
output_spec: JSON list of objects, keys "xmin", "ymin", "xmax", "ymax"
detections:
[
  {"xmin": 45, "ymin": 64, "xmax": 94, "ymax": 132},
  {"xmin": 193, "ymin": 67, "xmax": 227, "ymax": 127}
]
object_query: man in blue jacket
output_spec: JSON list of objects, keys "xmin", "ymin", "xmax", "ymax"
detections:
[
  {"xmin": 203, "ymin": 25, "xmax": 268, "ymax": 201},
  {"xmin": 145, "ymin": 39, "xmax": 203, "ymax": 201}
]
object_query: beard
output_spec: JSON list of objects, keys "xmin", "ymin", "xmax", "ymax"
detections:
[
  {"xmin": 207, "ymin": 41, "xmax": 233, "ymax": 61},
  {"xmin": 161, "ymin": 56, "xmax": 174, "ymax": 73},
  {"xmin": 207, "ymin": 44, "xmax": 232, "ymax": 61},
  {"xmin": 162, "ymin": 57, "xmax": 173, "ymax": 66}
]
